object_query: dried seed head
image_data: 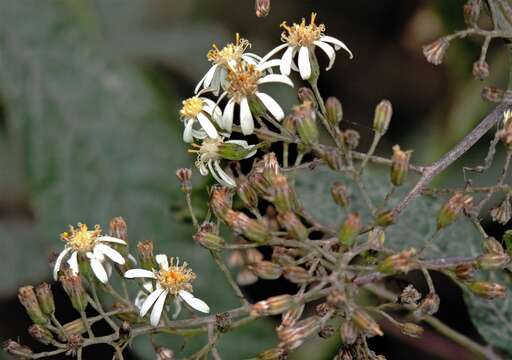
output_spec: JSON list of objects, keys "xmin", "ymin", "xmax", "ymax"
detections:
[
  {"xmin": 483, "ymin": 236, "xmax": 505, "ymax": 255},
  {"xmin": 468, "ymin": 281, "xmax": 506, "ymax": 299},
  {"xmin": 437, "ymin": 193, "xmax": 473, "ymax": 229},
  {"xmin": 278, "ymin": 316, "xmax": 320, "ymax": 350},
  {"xmin": 193, "ymin": 223, "xmax": 225, "ymax": 251},
  {"xmin": 156, "ymin": 347, "xmax": 174, "ymax": 360},
  {"xmin": 339, "ymin": 320, "xmax": 359, "ymax": 345},
  {"xmin": 315, "ymin": 302, "xmax": 332, "ymax": 317},
  {"xmin": 225, "ymin": 210, "xmax": 270, "ymax": 243},
  {"xmin": 261, "ymin": 152, "xmax": 281, "ymax": 181},
  {"xmin": 3, "ymin": 339, "xmax": 33, "ymax": 358},
  {"xmin": 297, "ymin": 87, "xmax": 317, "ymax": 107},
  {"xmin": 283, "ymin": 266, "xmax": 312, "ymax": 284},
  {"xmin": 343, "ymin": 130, "xmax": 360, "ymax": 150},
  {"xmin": 60, "ymin": 270, "xmax": 88, "ymax": 312},
  {"xmin": 472, "ymin": 60, "xmax": 489, "ymax": 80},
  {"xmin": 137, "ymin": 240, "xmax": 157, "ymax": 270},
  {"xmin": 249, "ymin": 261, "xmax": 283, "ymax": 280},
  {"xmin": 368, "ymin": 228, "xmax": 385, "ymax": 249},
  {"xmin": 373, "ymin": 100, "xmax": 392, "ymax": 135},
  {"xmin": 414, "ymin": 293, "xmax": 440, "ymax": 318},
  {"xmin": 390, "ymin": 145, "xmax": 412, "ymax": 186},
  {"xmin": 255, "ymin": 0, "xmax": 271, "ymax": 17},
  {"xmin": 35, "ymin": 283, "xmax": 55, "ymax": 316},
  {"xmin": 423, "ymin": 38, "xmax": 450, "ymax": 66},
  {"xmin": 320, "ymin": 147, "xmax": 345, "ymax": 171},
  {"xmin": 319, "ymin": 325, "xmax": 335, "ymax": 339},
  {"xmin": 237, "ymin": 176, "xmax": 259, "ymax": 209},
  {"xmin": 338, "ymin": 213, "xmax": 361, "ymax": 247},
  {"xmin": 216, "ymin": 312, "xmax": 232, "ymax": 333},
  {"xmin": 464, "ymin": 0, "xmax": 481, "ymax": 27},
  {"xmin": 351, "ymin": 309, "xmax": 383, "ymax": 337},
  {"xmin": 294, "ymin": 101, "xmax": 319, "ymax": 145},
  {"xmin": 327, "ymin": 290, "xmax": 346, "ymax": 309},
  {"xmin": 28, "ymin": 324, "xmax": 54, "ymax": 345},
  {"xmin": 331, "ymin": 181, "xmax": 350, "ymax": 208},
  {"xmin": 277, "ymin": 212, "xmax": 308, "ymax": 241},
  {"xmin": 62, "ymin": 318, "xmax": 87, "ymax": 338},
  {"xmin": 378, "ymin": 248, "xmax": 416, "ymax": 275},
  {"xmin": 109, "ymin": 216, "xmax": 127, "ymax": 241},
  {"xmin": 18, "ymin": 286, "xmax": 48, "ymax": 325},
  {"xmin": 280, "ymin": 304, "xmax": 305, "ymax": 329},
  {"xmin": 252, "ymin": 295, "xmax": 294, "ymax": 316},
  {"xmin": 209, "ymin": 185, "xmax": 233, "ymax": 221},
  {"xmin": 119, "ymin": 321, "xmax": 132, "ymax": 339},
  {"xmin": 453, "ymin": 262, "xmax": 477, "ymax": 281},
  {"xmin": 400, "ymin": 322, "xmax": 424, "ymax": 338},
  {"xmin": 326, "ymin": 97, "xmax": 343, "ymax": 126},
  {"xmin": 272, "ymin": 175, "xmax": 299, "ymax": 213},
  {"xmin": 490, "ymin": 198, "xmax": 512, "ymax": 225},
  {"xmin": 399, "ymin": 284, "xmax": 421, "ymax": 305}
]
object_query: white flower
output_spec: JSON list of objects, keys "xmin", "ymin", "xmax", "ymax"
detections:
[
  {"xmin": 180, "ymin": 96, "xmax": 223, "ymax": 143},
  {"xmin": 260, "ymin": 12, "xmax": 353, "ymax": 80},
  {"xmin": 125, "ymin": 254, "xmax": 209, "ymax": 326},
  {"xmin": 189, "ymin": 137, "xmax": 257, "ymax": 187},
  {"xmin": 53, "ymin": 223, "xmax": 127, "ymax": 284},
  {"xmin": 220, "ymin": 62, "xmax": 293, "ymax": 135}
]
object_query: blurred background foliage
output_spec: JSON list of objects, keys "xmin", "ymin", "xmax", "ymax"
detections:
[{"xmin": 0, "ymin": 0, "xmax": 510, "ymax": 359}]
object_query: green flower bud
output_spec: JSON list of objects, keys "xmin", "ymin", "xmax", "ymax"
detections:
[
  {"xmin": 18, "ymin": 286, "xmax": 48, "ymax": 325},
  {"xmin": 331, "ymin": 181, "xmax": 350, "ymax": 208},
  {"xmin": 338, "ymin": 213, "xmax": 361, "ymax": 247},
  {"xmin": 193, "ymin": 223, "xmax": 225, "ymax": 251},
  {"xmin": 225, "ymin": 210, "xmax": 270, "ymax": 243},
  {"xmin": 437, "ymin": 193, "xmax": 473, "ymax": 229},
  {"xmin": 378, "ymin": 249, "xmax": 416, "ymax": 275},
  {"xmin": 376, "ymin": 209, "xmax": 396, "ymax": 227},
  {"xmin": 272, "ymin": 175, "xmax": 298, "ymax": 213},
  {"xmin": 28, "ymin": 324, "xmax": 54, "ymax": 345},
  {"xmin": 248, "ymin": 261, "xmax": 282, "ymax": 280},
  {"xmin": 252, "ymin": 294, "xmax": 293, "ymax": 316},
  {"xmin": 468, "ymin": 281, "xmax": 506, "ymax": 299},
  {"xmin": 373, "ymin": 100, "xmax": 392, "ymax": 135},
  {"xmin": 60, "ymin": 270, "xmax": 88, "ymax": 312},
  {"xmin": 390, "ymin": 145, "xmax": 412, "ymax": 186},
  {"xmin": 137, "ymin": 240, "xmax": 157, "ymax": 270},
  {"xmin": 277, "ymin": 212, "xmax": 308, "ymax": 241},
  {"xmin": 351, "ymin": 309, "xmax": 383, "ymax": 337},
  {"xmin": 326, "ymin": 97, "xmax": 343, "ymax": 126},
  {"xmin": 283, "ymin": 266, "xmax": 311, "ymax": 284},
  {"xmin": 294, "ymin": 101, "xmax": 319, "ymax": 145},
  {"xmin": 35, "ymin": 283, "xmax": 55, "ymax": 316}
]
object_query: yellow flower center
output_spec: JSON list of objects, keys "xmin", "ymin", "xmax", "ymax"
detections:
[
  {"xmin": 226, "ymin": 63, "xmax": 261, "ymax": 103},
  {"xmin": 61, "ymin": 223, "xmax": 101, "ymax": 252},
  {"xmin": 156, "ymin": 257, "xmax": 196, "ymax": 295},
  {"xmin": 207, "ymin": 33, "xmax": 251, "ymax": 66},
  {"xmin": 281, "ymin": 12, "xmax": 325, "ymax": 47},
  {"xmin": 180, "ymin": 97, "xmax": 204, "ymax": 119}
]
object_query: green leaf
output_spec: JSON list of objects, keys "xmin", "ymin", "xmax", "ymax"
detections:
[{"xmin": 295, "ymin": 165, "xmax": 512, "ymax": 355}]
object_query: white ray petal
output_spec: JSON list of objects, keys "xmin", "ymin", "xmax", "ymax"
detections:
[
  {"xmin": 222, "ymin": 99, "xmax": 235, "ymax": 132},
  {"xmin": 67, "ymin": 251, "xmax": 79, "ymax": 274},
  {"xmin": 150, "ymin": 289, "xmax": 169, "ymax": 326},
  {"xmin": 280, "ymin": 46, "xmax": 294, "ymax": 76},
  {"xmin": 156, "ymin": 254, "xmax": 169, "ymax": 270},
  {"xmin": 256, "ymin": 59, "xmax": 282, "ymax": 72},
  {"xmin": 258, "ymin": 74, "xmax": 293, "ymax": 87},
  {"xmin": 239, "ymin": 97, "xmax": 254, "ymax": 135},
  {"xmin": 90, "ymin": 258, "xmax": 109, "ymax": 283},
  {"xmin": 97, "ymin": 236, "xmax": 127, "ymax": 245},
  {"xmin": 195, "ymin": 72, "xmax": 208, "ymax": 94},
  {"xmin": 53, "ymin": 247, "xmax": 71, "ymax": 280},
  {"xmin": 298, "ymin": 46, "xmax": 311, "ymax": 80},
  {"xmin": 256, "ymin": 92, "xmax": 285, "ymax": 121},
  {"xmin": 203, "ymin": 64, "xmax": 219, "ymax": 89},
  {"xmin": 124, "ymin": 268, "xmax": 156, "ymax": 279},
  {"xmin": 183, "ymin": 119, "xmax": 194, "ymax": 143},
  {"xmin": 179, "ymin": 290, "xmax": 210, "ymax": 313},
  {"xmin": 260, "ymin": 43, "xmax": 288, "ymax": 64},
  {"xmin": 140, "ymin": 288, "xmax": 165, "ymax": 317},
  {"xmin": 95, "ymin": 243, "xmax": 125, "ymax": 265},
  {"xmin": 203, "ymin": 98, "xmax": 222, "ymax": 126},
  {"xmin": 320, "ymin": 36, "xmax": 353, "ymax": 59},
  {"xmin": 314, "ymin": 40, "xmax": 336, "ymax": 70},
  {"xmin": 225, "ymin": 139, "xmax": 249, "ymax": 147},
  {"xmin": 210, "ymin": 161, "xmax": 236, "ymax": 188},
  {"xmin": 196, "ymin": 112, "xmax": 218, "ymax": 139}
]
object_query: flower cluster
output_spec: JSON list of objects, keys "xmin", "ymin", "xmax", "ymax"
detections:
[{"xmin": 179, "ymin": 13, "xmax": 352, "ymax": 187}]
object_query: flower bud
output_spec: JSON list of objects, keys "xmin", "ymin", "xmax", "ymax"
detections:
[
  {"xmin": 422, "ymin": 38, "xmax": 449, "ymax": 66},
  {"xmin": 319, "ymin": 325, "xmax": 335, "ymax": 339},
  {"xmin": 351, "ymin": 309, "xmax": 383, "ymax": 337},
  {"xmin": 18, "ymin": 286, "xmax": 48, "ymax": 325},
  {"xmin": 277, "ymin": 212, "xmax": 308, "ymax": 241},
  {"xmin": 490, "ymin": 198, "xmax": 511, "ymax": 225},
  {"xmin": 399, "ymin": 284, "xmax": 421, "ymax": 305},
  {"xmin": 483, "ymin": 236, "xmax": 505, "ymax": 254},
  {"xmin": 63, "ymin": 318, "xmax": 88, "ymax": 337},
  {"xmin": 261, "ymin": 153, "xmax": 281, "ymax": 181},
  {"xmin": 338, "ymin": 213, "xmax": 361, "ymax": 247},
  {"xmin": 209, "ymin": 185, "xmax": 233, "ymax": 221},
  {"xmin": 326, "ymin": 97, "xmax": 343, "ymax": 126},
  {"xmin": 297, "ymin": 87, "xmax": 317, "ymax": 107},
  {"xmin": 249, "ymin": 261, "xmax": 282, "ymax": 280},
  {"xmin": 331, "ymin": 181, "xmax": 350, "ymax": 208},
  {"xmin": 3, "ymin": 340, "xmax": 33, "ymax": 358},
  {"xmin": 255, "ymin": 0, "xmax": 271, "ymax": 17},
  {"xmin": 35, "ymin": 283, "xmax": 55, "ymax": 316},
  {"xmin": 453, "ymin": 262, "xmax": 476, "ymax": 280},
  {"xmin": 283, "ymin": 266, "xmax": 311, "ymax": 284},
  {"xmin": 278, "ymin": 316, "xmax": 320, "ymax": 350},
  {"xmin": 252, "ymin": 295, "xmax": 293, "ymax": 316},
  {"xmin": 60, "ymin": 270, "xmax": 88, "ymax": 312},
  {"xmin": 194, "ymin": 223, "xmax": 225, "ymax": 251},
  {"xmin": 390, "ymin": 145, "xmax": 412, "ymax": 186},
  {"xmin": 375, "ymin": 209, "xmax": 396, "ymax": 227},
  {"xmin": 468, "ymin": 281, "xmax": 506, "ymax": 299},
  {"xmin": 413, "ymin": 293, "xmax": 440, "ymax": 318},
  {"xmin": 282, "ymin": 114, "xmax": 297, "ymax": 135},
  {"xmin": 237, "ymin": 176, "xmax": 259, "ymax": 209},
  {"xmin": 339, "ymin": 320, "xmax": 358, "ymax": 345},
  {"xmin": 215, "ymin": 312, "xmax": 232, "ymax": 333},
  {"xmin": 272, "ymin": 175, "xmax": 298, "ymax": 213},
  {"xmin": 400, "ymin": 322, "xmax": 424, "ymax": 338},
  {"xmin": 327, "ymin": 291, "xmax": 346, "ymax": 309},
  {"xmin": 225, "ymin": 210, "xmax": 270, "ymax": 243},
  {"xmin": 477, "ymin": 253, "xmax": 510, "ymax": 269},
  {"xmin": 280, "ymin": 304, "xmax": 304, "ymax": 329},
  {"xmin": 378, "ymin": 249, "xmax": 416, "ymax": 275},
  {"xmin": 368, "ymin": 228, "xmax": 385, "ymax": 248},
  {"xmin": 137, "ymin": 240, "xmax": 157, "ymax": 270},
  {"xmin": 109, "ymin": 216, "xmax": 127, "ymax": 241},
  {"xmin": 112, "ymin": 302, "xmax": 140, "ymax": 323},
  {"xmin": 319, "ymin": 147, "xmax": 344, "ymax": 170},
  {"xmin": 272, "ymin": 246, "xmax": 296, "ymax": 267},
  {"xmin": 343, "ymin": 130, "xmax": 360, "ymax": 150},
  {"xmin": 176, "ymin": 168, "xmax": 193, "ymax": 193},
  {"xmin": 504, "ymin": 230, "xmax": 512, "ymax": 254},
  {"xmin": 294, "ymin": 101, "xmax": 319, "ymax": 145},
  {"xmin": 237, "ymin": 268, "xmax": 259, "ymax": 285},
  {"xmin": 437, "ymin": 193, "xmax": 473, "ymax": 229},
  {"xmin": 464, "ymin": 0, "xmax": 481, "ymax": 27},
  {"xmin": 28, "ymin": 324, "xmax": 54, "ymax": 345},
  {"xmin": 473, "ymin": 60, "xmax": 489, "ymax": 80},
  {"xmin": 156, "ymin": 347, "xmax": 174, "ymax": 360},
  {"xmin": 257, "ymin": 347, "xmax": 287, "ymax": 360},
  {"xmin": 373, "ymin": 100, "xmax": 392, "ymax": 135}
]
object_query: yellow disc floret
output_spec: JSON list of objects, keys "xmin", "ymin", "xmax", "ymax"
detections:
[
  {"xmin": 156, "ymin": 257, "xmax": 196, "ymax": 295},
  {"xmin": 61, "ymin": 223, "xmax": 101, "ymax": 252},
  {"xmin": 207, "ymin": 33, "xmax": 251, "ymax": 66},
  {"xmin": 226, "ymin": 63, "xmax": 261, "ymax": 103},
  {"xmin": 281, "ymin": 12, "xmax": 325, "ymax": 47},
  {"xmin": 180, "ymin": 97, "xmax": 204, "ymax": 119}
]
